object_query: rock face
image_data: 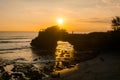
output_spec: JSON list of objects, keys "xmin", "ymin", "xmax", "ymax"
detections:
[
  {"xmin": 31, "ymin": 26, "xmax": 120, "ymax": 52},
  {"xmin": 30, "ymin": 26, "xmax": 68, "ymax": 51}
]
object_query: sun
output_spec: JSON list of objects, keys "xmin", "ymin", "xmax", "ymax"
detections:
[{"xmin": 57, "ymin": 18, "xmax": 63, "ymax": 25}]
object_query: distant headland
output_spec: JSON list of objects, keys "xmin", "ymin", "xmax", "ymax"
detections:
[{"xmin": 31, "ymin": 26, "xmax": 120, "ymax": 52}]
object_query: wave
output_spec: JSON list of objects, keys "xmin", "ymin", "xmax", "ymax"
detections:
[
  {"xmin": 0, "ymin": 51, "xmax": 14, "ymax": 54},
  {"xmin": 0, "ymin": 47, "xmax": 30, "ymax": 51},
  {"xmin": 0, "ymin": 41, "xmax": 30, "ymax": 43},
  {"xmin": 0, "ymin": 38, "xmax": 31, "ymax": 40}
]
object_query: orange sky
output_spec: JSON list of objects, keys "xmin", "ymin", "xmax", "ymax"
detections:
[{"xmin": 0, "ymin": 0, "xmax": 120, "ymax": 32}]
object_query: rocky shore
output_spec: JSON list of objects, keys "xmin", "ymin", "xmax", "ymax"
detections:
[
  {"xmin": 0, "ymin": 58, "xmax": 55, "ymax": 80},
  {"xmin": 0, "ymin": 51, "xmax": 120, "ymax": 80}
]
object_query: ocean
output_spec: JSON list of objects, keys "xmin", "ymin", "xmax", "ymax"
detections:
[
  {"xmin": 0, "ymin": 31, "xmax": 74, "ymax": 69},
  {"xmin": 0, "ymin": 31, "xmax": 77, "ymax": 80},
  {"xmin": 0, "ymin": 31, "xmax": 39, "ymax": 60}
]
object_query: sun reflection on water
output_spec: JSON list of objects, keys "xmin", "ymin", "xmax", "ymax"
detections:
[{"xmin": 55, "ymin": 41, "xmax": 75, "ymax": 70}]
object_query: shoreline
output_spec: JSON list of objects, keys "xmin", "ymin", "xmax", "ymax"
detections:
[
  {"xmin": 0, "ymin": 51, "xmax": 120, "ymax": 80},
  {"xmin": 50, "ymin": 52, "xmax": 120, "ymax": 80}
]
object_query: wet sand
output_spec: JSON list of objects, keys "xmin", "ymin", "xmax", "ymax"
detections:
[{"xmin": 53, "ymin": 52, "xmax": 120, "ymax": 80}]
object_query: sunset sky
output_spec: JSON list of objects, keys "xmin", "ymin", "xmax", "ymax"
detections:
[{"xmin": 0, "ymin": 0, "xmax": 120, "ymax": 32}]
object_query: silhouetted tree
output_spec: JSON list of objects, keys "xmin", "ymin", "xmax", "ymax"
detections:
[{"xmin": 112, "ymin": 16, "xmax": 120, "ymax": 31}]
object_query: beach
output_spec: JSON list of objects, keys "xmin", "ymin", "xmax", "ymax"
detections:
[{"xmin": 53, "ymin": 52, "xmax": 120, "ymax": 80}]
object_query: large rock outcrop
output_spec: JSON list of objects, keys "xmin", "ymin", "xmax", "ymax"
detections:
[
  {"xmin": 30, "ymin": 26, "xmax": 68, "ymax": 51},
  {"xmin": 31, "ymin": 26, "xmax": 120, "ymax": 52}
]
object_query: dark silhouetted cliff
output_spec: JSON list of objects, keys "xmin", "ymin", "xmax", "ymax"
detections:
[
  {"xmin": 30, "ymin": 26, "xmax": 68, "ymax": 51},
  {"xmin": 31, "ymin": 26, "xmax": 120, "ymax": 52}
]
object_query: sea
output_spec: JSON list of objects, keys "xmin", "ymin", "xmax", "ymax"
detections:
[
  {"xmin": 0, "ymin": 31, "xmax": 74, "ymax": 61},
  {"xmin": 0, "ymin": 31, "xmax": 39, "ymax": 61}
]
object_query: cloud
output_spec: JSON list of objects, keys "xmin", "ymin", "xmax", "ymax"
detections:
[
  {"xmin": 77, "ymin": 18, "xmax": 110, "ymax": 23},
  {"xmin": 102, "ymin": 0, "xmax": 120, "ymax": 4},
  {"xmin": 101, "ymin": 0, "xmax": 120, "ymax": 8}
]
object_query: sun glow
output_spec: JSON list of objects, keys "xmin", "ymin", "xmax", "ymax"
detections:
[{"xmin": 57, "ymin": 18, "xmax": 64, "ymax": 25}]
